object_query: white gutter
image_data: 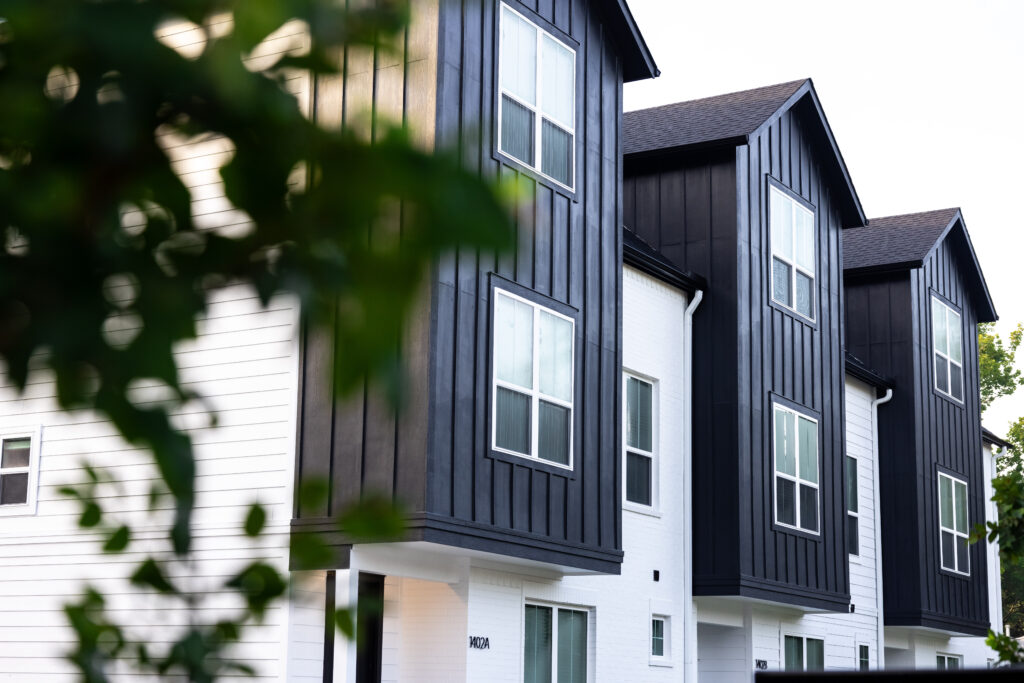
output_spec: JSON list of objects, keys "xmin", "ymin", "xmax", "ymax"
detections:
[
  {"xmin": 682, "ymin": 289, "xmax": 703, "ymax": 683},
  {"xmin": 871, "ymin": 388, "xmax": 893, "ymax": 669}
]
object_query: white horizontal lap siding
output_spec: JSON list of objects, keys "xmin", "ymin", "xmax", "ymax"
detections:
[{"xmin": 0, "ymin": 17, "xmax": 310, "ymax": 681}]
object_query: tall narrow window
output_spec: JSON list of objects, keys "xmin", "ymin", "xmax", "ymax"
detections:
[
  {"xmin": 0, "ymin": 430, "xmax": 40, "ymax": 516},
  {"xmin": 938, "ymin": 472, "xmax": 969, "ymax": 575},
  {"xmin": 770, "ymin": 185, "xmax": 816, "ymax": 320},
  {"xmin": 524, "ymin": 604, "xmax": 588, "ymax": 683},
  {"xmin": 499, "ymin": 4, "xmax": 576, "ymax": 189},
  {"xmin": 931, "ymin": 296, "xmax": 963, "ymax": 401},
  {"xmin": 784, "ymin": 635, "xmax": 824, "ymax": 671},
  {"xmin": 493, "ymin": 289, "xmax": 575, "ymax": 467},
  {"xmin": 846, "ymin": 455, "xmax": 859, "ymax": 556},
  {"xmin": 859, "ymin": 644, "xmax": 870, "ymax": 671},
  {"xmin": 624, "ymin": 375, "xmax": 655, "ymax": 507},
  {"xmin": 773, "ymin": 404, "xmax": 819, "ymax": 533}
]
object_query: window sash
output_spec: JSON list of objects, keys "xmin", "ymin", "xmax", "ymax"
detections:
[
  {"xmin": 846, "ymin": 455, "xmax": 859, "ymax": 556},
  {"xmin": 0, "ymin": 432, "xmax": 38, "ymax": 512},
  {"xmin": 931, "ymin": 296, "xmax": 964, "ymax": 401},
  {"xmin": 498, "ymin": 3, "xmax": 576, "ymax": 190},
  {"xmin": 859, "ymin": 645, "xmax": 870, "ymax": 671},
  {"xmin": 773, "ymin": 404, "xmax": 819, "ymax": 533},
  {"xmin": 938, "ymin": 472, "xmax": 970, "ymax": 574},
  {"xmin": 651, "ymin": 617, "xmax": 666, "ymax": 657},
  {"xmin": 624, "ymin": 374, "xmax": 655, "ymax": 508},
  {"xmin": 769, "ymin": 186, "xmax": 816, "ymax": 320},
  {"xmin": 492, "ymin": 290, "xmax": 575, "ymax": 468},
  {"xmin": 524, "ymin": 603, "xmax": 587, "ymax": 683}
]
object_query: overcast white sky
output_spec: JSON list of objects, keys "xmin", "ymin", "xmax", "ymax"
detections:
[{"xmin": 623, "ymin": 0, "xmax": 1024, "ymax": 436}]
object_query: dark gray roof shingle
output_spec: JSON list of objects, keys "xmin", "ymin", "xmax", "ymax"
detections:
[
  {"xmin": 842, "ymin": 208, "xmax": 960, "ymax": 271},
  {"xmin": 623, "ymin": 79, "xmax": 807, "ymax": 155}
]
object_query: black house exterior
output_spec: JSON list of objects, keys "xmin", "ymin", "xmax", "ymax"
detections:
[
  {"xmin": 844, "ymin": 208, "xmax": 998, "ymax": 635},
  {"xmin": 622, "ymin": 79, "xmax": 867, "ymax": 611},
  {"xmin": 292, "ymin": 0, "xmax": 658, "ymax": 574}
]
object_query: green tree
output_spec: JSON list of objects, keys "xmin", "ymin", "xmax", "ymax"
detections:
[
  {"xmin": 0, "ymin": 0, "xmax": 511, "ymax": 680},
  {"xmin": 979, "ymin": 322, "xmax": 1024, "ymax": 413}
]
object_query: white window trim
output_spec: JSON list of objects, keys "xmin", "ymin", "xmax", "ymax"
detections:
[
  {"xmin": 847, "ymin": 453, "xmax": 860, "ymax": 557},
  {"xmin": 936, "ymin": 653, "xmax": 963, "ymax": 670},
  {"xmin": 772, "ymin": 403, "xmax": 819, "ymax": 535},
  {"xmin": 781, "ymin": 633, "xmax": 826, "ymax": 672},
  {"xmin": 938, "ymin": 471, "xmax": 970, "ymax": 576},
  {"xmin": 649, "ymin": 614, "xmax": 672, "ymax": 667},
  {"xmin": 623, "ymin": 371, "xmax": 659, "ymax": 515},
  {"xmin": 523, "ymin": 601, "xmax": 591, "ymax": 681},
  {"xmin": 0, "ymin": 425, "xmax": 43, "ymax": 517},
  {"xmin": 856, "ymin": 641, "xmax": 871, "ymax": 671},
  {"xmin": 931, "ymin": 295, "xmax": 964, "ymax": 403},
  {"xmin": 769, "ymin": 184, "xmax": 816, "ymax": 321},
  {"xmin": 491, "ymin": 288, "xmax": 575, "ymax": 470},
  {"xmin": 497, "ymin": 2, "xmax": 577, "ymax": 192}
]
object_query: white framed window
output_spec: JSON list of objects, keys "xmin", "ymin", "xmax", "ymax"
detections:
[
  {"xmin": 931, "ymin": 296, "xmax": 964, "ymax": 401},
  {"xmin": 0, "ymin": 427, "xmax": 42, "ymax": 517},
  {"xmin": 769, "ymin": 185, "xmax": 816, "ymax": 320},
  {"xmin": 650, "ymin": 615, "xmax": 670, "ymax": 663},
  {"xmin": 858, "ymin": 643, "xmax": 870, "ymax": 671},
  {"xmin": 624, "ymin": 374, "xmax": 655, "ymax": 508},
  {"xmin": 784, "ymin": 635, "xmax": 824, "ymax": 671},
  {"xmin": 498, "ymin": 3, "xmax": 576, "ymax": 190},
  {"xmin": 846, "ymin": 454, "xmax": 859, "ymax": 556},
  {"xmin": 773, "ymin": 403, "xmax": 819, "ymax": 534},
  {"xmin": 938, "ymin": 472, "xmax": 970, "ymax": 575},
  {"xmin": 492, "ymin": 288, "xmax": 575, "ymax": 468},
  {"xmin": 524, "ymin": 603, "xmax": 588, "ymax": 683},
  {"xmin": 936, "ymin": 653, "xmax": 962, "ymax": 670}
]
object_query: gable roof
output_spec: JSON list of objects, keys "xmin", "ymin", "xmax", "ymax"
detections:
[
  {"xmin": 623, "ymin": 79, "xmax": 866, "ymax": 227},
  {"xmin": 603, "ymin": 0, "xmax": 659, "ymax": 82},
  {"xmin": 843, "ymin": 208, "xmax": 998, "ymax": 322}
]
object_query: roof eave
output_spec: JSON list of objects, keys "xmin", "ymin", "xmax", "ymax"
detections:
[
  {"xmin": 606, "ymin": 0, "xmax": 659, "ymax": 82},
  {"xmin": 982, "ymin": 427, "xmax": 1012, "ymax": 450},
  {"xmin": 844, "ymin": 353, "xmax": 891, "ymax": 390},
  {"xmin": 918, "ymin": 212, "xmax": 998, "ymax": 322},
  {"xmin": 623, "ymin": 135, "xmax": 748, "ymax": 163},
  {"xmin": 843, "ymin": 261, "xmax": 924, "ymax": 278},
  {"xmin": 622, "ymin": 228, "xmax": 706, "ymax": 292}
]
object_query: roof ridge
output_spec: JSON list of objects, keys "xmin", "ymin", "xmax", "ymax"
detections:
[
  {"xmin": 624, "ymin": 78, "xmax": 809, "ymax": 117},
  {"xmin": 865, "ymin": 207, "xmax": 961, "ymax": 224}
]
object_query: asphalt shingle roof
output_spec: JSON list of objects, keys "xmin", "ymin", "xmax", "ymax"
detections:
[
  {"xmin": 842, "ymin": 208, "xmax": 960, "ymax": 271},
  {"xmin": 623, "ymin": 79, "xmax": 807, "ymax": 156}
]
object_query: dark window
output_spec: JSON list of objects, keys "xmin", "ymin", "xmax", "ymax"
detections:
[
  {"xmin": 625, "ymin": 376, "xmax": 654, "ymax": 507},
  {"xmin": 846, "ymin": 455, "xmax": 859, "ymax": 556},
  {"xmin": 0, "ymin": 437, "xmax": 32, "ymax": 506}
]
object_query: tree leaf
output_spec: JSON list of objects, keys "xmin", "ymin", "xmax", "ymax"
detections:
[{"xmin": 244, "ymin": 503, "xmax": 267, "ymax": 537}]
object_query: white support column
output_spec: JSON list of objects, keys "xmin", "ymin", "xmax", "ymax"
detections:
[{"xmin": 334, "ymin": 568, "xmax": 360, "ymax": 683}]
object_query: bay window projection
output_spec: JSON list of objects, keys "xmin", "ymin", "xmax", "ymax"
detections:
[
  {"xmin": 773, "ymin": 404, "xmax": 819, "ymax": 533},
  {"xmin": 524, "ymin": 604, "xmax": 588, "ymax": 683},
  {"xmin": 931, "ymin": 296, "xmax": 964, "ymax": 401},
  {"xmin": 493, "ymin": 289, "xmax": 574, "ymax": 467},
  {"xmin": 499, "ymin": 4, "xmax": 576, "ymax": 189},
  {"xmin": 625, "ymin": 375, "xmax": 655, "ymax": 506},
  {"xmin": 938, "ymin": 472, "xmax": 969, "ymax": 574},
  {"xmin": 770, "ymin": 185, "xmax": 816, "ymax": 319}
]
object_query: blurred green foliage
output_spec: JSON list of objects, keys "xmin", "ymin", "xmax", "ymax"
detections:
[{"xmin": 0, "ymin": 0, "xmax": 511, "ymax": 679}]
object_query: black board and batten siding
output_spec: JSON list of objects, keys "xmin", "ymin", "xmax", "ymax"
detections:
[
  {"xmin": 294, "ymin": 0, "xmax": 637, "ymax": 573},
  {"xmin": 846, "ymin": 228, "xmax": 990, "ymax": 635},
  {"xmin": 623, "ymin": 96, "xmax": 852, "ymax": 610}
]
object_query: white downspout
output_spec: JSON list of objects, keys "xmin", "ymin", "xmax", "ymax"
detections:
[
  {"xmin": 682, "ymin": 289, "xmax": 703, "ymax": 683},
  {"xmin": 871, "ymin": 388, "xmax": 893, "ymax": 669}
]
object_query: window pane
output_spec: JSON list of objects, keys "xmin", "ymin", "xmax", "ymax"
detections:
[
  {"xmin": 772, "ymin": 258, "xmax": 792, "ymax": 306},
  {"xmin": 0, "ymin": 472, "xmax": 28, "ymax": 505},
  {"xmin": 845, "ymin": 456, "xmax": 858, "ymax": 514},
  {"xmin": 848, "ymin": 513, "xmax": 859, "ymax": 556},
  {"xmin": 496, "ymin": 293, "xmax": 533, "ymax": 388},
  {"xmin": 941, "ymin": 530, "xmax": 955, "ymax": 570},
  {"xmin": 955, "ymin": 481, "xmax": 968, "ymax": 534},
  {"xmin": 795, "ymin": 272, "xmax": 813, "ymax": 318},
  {"xmin": 626, "ymin": 378, "xmax": 653, "ymax": 452},
  {"xmin": 501, "ymin": 95, "xmax": 536, "ymax": 167},
  {"xmin": 798, "ymin": 417, "xmax": 817, "ymax": 484},
  {"xmin": 539, "ymin": 311, "xmax": 573, "ymax": 402},
  {"xmin": 538, "ymin": 401, "xmax": 570, "ymax": 465},
  {"xmin": 951, "ymin": 365, "xmax": 963, "ymax": 401},
  {"xmin": 932, "ymin": 298, "xmax": 948, "ymax": 355},
  {"xmin": 795, "ymin": 207, "xmax": 814, "ymax": 273},
  {"xmin": 771, "ymin": 190, "xmax": 793, "ymax": 261},
  {"xmin": 776, "ymin": 478, "xmax": 796, "ymax": 527},
  {"xmin": 939, "ymin": 476, "xmax": 953, "ymax": 528},
  {"xmin": 626, "ymin": 452, "xmax": 652, "ymax": 506},
  {"xmin": 541, "ymin": 120, "xmax": 573, "ymax": 187},
  {"xmin": 540, "ymin": 35, "xmax": 573, "ymax": 129},
  {"xmin": 524, "ymin": 605, "xmax": 552, "ymax": 683},
  {"xmin": 948, "ymin": 310, "xmax": 962, "ymax": 363},
  {"xmin": 799, "ymin": 484, "xmax": 819, "ymax": 533},
  {"xmin": 806, "ymin": 638, "xmax": 824, "ymax": 670},
  {"xmin": 935, "ymin": 353, "xmax": 949, "ymax": 394},
  {"xmin": 1, "ymin": 438, "xmax": 30, "ymax": 469},
  {"xmin": 860, "ymin": 645, "xmax": 870, "ymax": 671},
  {"xmin": 948, "ymin": 657, "xmax": 959, "ymax": 670},
  {"xmin": 557, "ymin": 609, "xmax": 587, "ymax": 683},
  {"xmin": 651, "ymin": 619, "xmax": 664, "ymax": 657},
  {"xmin": 937, "ymin": 655, "xmax": 945, "ymax": 670},
  {"xmin": 784, "ymin": 635, "xmax": 803, "ymax": 671},
  {"xmin": 956, "ymin": 536, "xmax": 969, "ymax": 573},
  {"xmin": 775, "ymin": 409, "xmax": 795, "ymax": 476},
  {"xmin": 496, "ymin": 387, "xmax": 531, "ymax": 455},
  {"xmin": 500, "ymin": 7, "xmax": 536, "ymax": 105}
]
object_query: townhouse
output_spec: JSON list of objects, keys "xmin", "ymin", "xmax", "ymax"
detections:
[{"xmin": 0, "ymin": 2, "xmax": 1007, "ymax": 682}]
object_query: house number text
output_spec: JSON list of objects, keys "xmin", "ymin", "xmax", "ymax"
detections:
[{"xmin": 469, "ymin": 636, "xmax": 490, "ymax": 650}]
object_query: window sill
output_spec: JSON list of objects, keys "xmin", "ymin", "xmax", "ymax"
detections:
[
  {"xmin": 767, "ymin": 296, "xmax": 819, "ymax": 330},
  {"xmin": 772, "ymin": 521, "xmax": 822, "ymax": 542},
  {"xmin": 649, "ymin": 657, "xmax": 673, "ymax": 668},
  {"xmin": 624, "ymin": 503, "xmax": 661, "ymax": 519},
  {"xmin": 931, "ymin": 386, "xmax": 965, "ymax": 408},
  {"xmin": 493, "ymin": 149, "xmax": 579, "ymax": 203},
  {"xmin": 939, "ymin": 567, "xmax": 971, "ymax": 580},
  {"xmin": 0, "ymin": 503, "xmax": 37, "ymax": 517},
  {"xmin": 487, "ymin": 448, "xmax": 577, "ymax": 479}
]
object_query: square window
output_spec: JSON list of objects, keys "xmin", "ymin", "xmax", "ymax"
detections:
[
  {"xmin": 937, "ymin": 653, "xmax": 962, "ymax": 670},
  {"xmin": 499, "ymin": 4, "xmax": 576, "ymax": 190},
  {"xmin": 524, "ymin": 603, "xmax": 587, "ymax": 683},
  {"xmin": 624, "ymin": 375, "xmax": 655, "ymax": 508},
  {"xmin": 785, "ymin": 635, "xmax": 824, "ymax": 671},
  {"xmin": 938, "ymin": 472, "xmax": 969, "ymax": 575},
  {"xmin": 0, "ymin": 431, "xmax": 40, "ymax": 515},
  {"xmin": 773, "ymin": 404, "xmax": 818, "ymax": 534},
  {"xmin": 769, "ymin": 186, "xmax": 816, "ymax": 321},
  {"xmin": 931, "ymin": 296, "xmax": 964, "ymax": 402},
  {"xmin": 493, "ymin": 289, "xmax": 575, "ymax": 468}
]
